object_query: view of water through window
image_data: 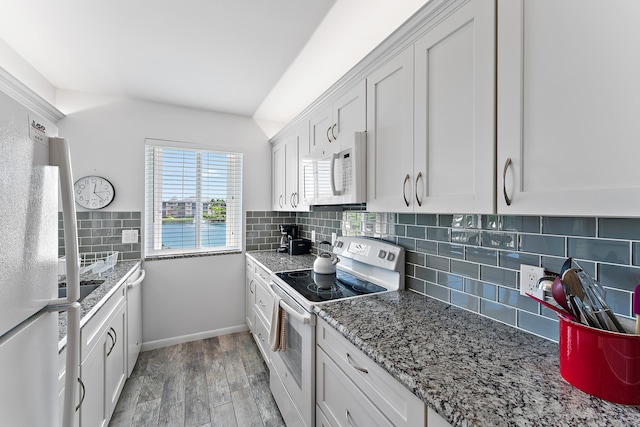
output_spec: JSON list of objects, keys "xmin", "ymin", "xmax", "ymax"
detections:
[{"xmin": 161, "ymin": 221, "xmax": 227, "ymax": 249}]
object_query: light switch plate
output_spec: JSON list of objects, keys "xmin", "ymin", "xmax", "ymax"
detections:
[{"xmin": 122, "ymin": 229, "xmax": 138, "ymax": 244}]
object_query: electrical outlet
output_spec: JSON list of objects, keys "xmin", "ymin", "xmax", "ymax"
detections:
[
  {"xmin": 331, "ymin": 232, "xmax": 337, "ymax": 245},
  {"xmin": 122, "ymin": 229, "xmax": 138, "ymax": 244},
  {"xmin": 520, "ymin": 264, "xmax": 545, "ymax": 298},
  {"xmin": 311, "ymin": 230, "xmax": 316, "ymax": 242}
]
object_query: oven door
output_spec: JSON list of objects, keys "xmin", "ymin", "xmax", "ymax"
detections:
[{"xmin": 268, "ymin": 281, "xmax": 316, "ymax": 427}]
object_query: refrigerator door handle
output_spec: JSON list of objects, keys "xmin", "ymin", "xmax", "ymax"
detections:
[
  {"xmin": 48, "ymin": 137, "xmax": 81, "ymax": 427},
  {"xmin": 48, "ymin": 137, "xmax": 80, "ymax": 306}
]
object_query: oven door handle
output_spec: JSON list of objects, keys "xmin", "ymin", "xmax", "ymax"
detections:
[{"xmin": 268, "ymin": 283, "xmax": 312, "ymax": 325}]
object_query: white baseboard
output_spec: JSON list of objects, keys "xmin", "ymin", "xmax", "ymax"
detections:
[{"xmin": 141, "ymin": 324, "xmax": 249, "ymax": 352}]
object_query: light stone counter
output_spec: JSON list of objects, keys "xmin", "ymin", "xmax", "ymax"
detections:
[
  {"xmin": 246, "ymin": 250, "xmax": 316, "ymax": 273},
  {"xmin": 58, "ymin": 260, "xmax": 141, "ymax": 348},
  {"xmin": 315, "ymin": 290, "xmax": 640, "ymax": 427}
]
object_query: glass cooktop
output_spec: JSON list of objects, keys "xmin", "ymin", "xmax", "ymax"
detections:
[{"xmin": 274, "ymin": 269, "xmax": 387, "ymax": 303}]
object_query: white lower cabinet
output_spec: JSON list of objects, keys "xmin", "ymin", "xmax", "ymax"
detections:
[
  {"xmin": 58, "ymin": 346, "xmax": 79, "ymax": 427},
  {"xmin": 245, "ymin": 257, "xmax": 256, "ymax": 332},
  {"xmin": 316, "ymin": 318, "xmax": 427, "ymax": 427},
  {"xmin": 245, "ymin": 255, "xmax": 274, "ymax": 367},
  {"xmin": 79, "ymin": 284, "xmax": 127, "ymax": 427}
]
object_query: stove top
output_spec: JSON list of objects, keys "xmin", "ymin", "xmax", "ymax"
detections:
[{"xmin": 275, "ymin": 268, "xmax": 387, "ymax": 303}]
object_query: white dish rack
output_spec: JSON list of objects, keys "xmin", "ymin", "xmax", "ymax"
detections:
[{"xmin": 79, "ymin": 251, "xmax": 119, "ymax": 276}]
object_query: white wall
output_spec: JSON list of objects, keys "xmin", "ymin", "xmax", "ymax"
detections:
[{"xmin": 57, "ymin": 92, "xmax": 271, "ymax": 349}]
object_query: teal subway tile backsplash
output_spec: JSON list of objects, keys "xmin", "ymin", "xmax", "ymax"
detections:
[
  {"xmin": 568, "ymin": 237, "xmax": 630, "ymax": 265},
  {"xmin": 542, "ymin": 216, "xmax": 596, "ymax": 237},
  {"xmin": 599, "ymin": 217, "xmax": 640, "ymax": 240},
  {"xmin": 59, "ymin": 211, "xmax": 141, "ymax": 261},
  {"xmin": 245, "ymin": 210, "xmax": 640, "ymax": 342}
]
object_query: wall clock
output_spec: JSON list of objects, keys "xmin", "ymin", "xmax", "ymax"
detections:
[{"xmin": 73, "ymin": 176, "xmax": 115, "ymax": 209}]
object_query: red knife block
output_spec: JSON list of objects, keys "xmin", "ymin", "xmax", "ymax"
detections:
[{"xmin": 558, "ymin": 316, "xmax": 640, "ymax": 405}]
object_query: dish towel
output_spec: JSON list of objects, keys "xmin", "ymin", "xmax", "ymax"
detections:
[{"xmin": 269, "ymin": 295, "xmax": 286, "ymax": 352}]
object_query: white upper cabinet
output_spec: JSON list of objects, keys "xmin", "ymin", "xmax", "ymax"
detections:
[
  {"xmin": 272, "ymin": 123, "xmax": 310, "ymax": 211},
  {"xmin": 272, "ymin": 140, "xmax": 286, "ymax": 210},
  {"xmin": 309, "ymin": 81, "xmax": 366, "ymax": 155},
  {"xmin": 366, "ymin": 47, "xmax": 415, "ymax": 212},
  {"xmin": 498, "ymin": 0, "xmax": 640, "ymax": 216},
  {"xmin": 367, "ymin": 0, "xmax": 494, "ymax": 213},
  {"xmin": 414, "ymin": 0, "xmax": 495, "ymax": 213}
]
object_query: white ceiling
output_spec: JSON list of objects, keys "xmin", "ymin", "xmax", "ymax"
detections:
[{"xmin": 0, "ymin": 0, "xmax": 428, "ymax": 133}]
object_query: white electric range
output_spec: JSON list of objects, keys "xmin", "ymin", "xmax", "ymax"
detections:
[{"xmin": 266, "ymin": 236, "xmax": 405, "ymax": 427}]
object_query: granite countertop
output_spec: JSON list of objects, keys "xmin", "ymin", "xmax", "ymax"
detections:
[
  {"xmin": 315, "ymin": 290, "xmax": 640, "ymax": 427},
  {"xmin": 246, "ymin": 250, "xmax": 316, "ymax": 273},
  {"xmin": 58, "ymin": 260, "xmax": 141, "ymax": 349}
]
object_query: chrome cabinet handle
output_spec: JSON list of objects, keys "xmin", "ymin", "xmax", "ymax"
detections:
[
  {"xmin": 278, "ymin": 194, "xmax": 283, "ymax": 209},
  {"xmin": 327, "ymin": 126, "xmax": 332, "ymax": 143},
  {"xmin": 346, "ymin": 410, "xmax": 355, "ymax": 426},
  {"xmin": 346, "ymin": 353, "xmax": 368, "ymax": 374},
  {"xmin": 290, "ymin": 193, "xmax": 294, "ymax": 207},
  {"xmin": 503, "ymin": 157, "xmax": 513, "ymax": 206},
  {"xmin": 331, "ymin": 123, "xmax": 337, "ymax": 140},
  {"xmin": 258, "ymin": 299, "xmax": 266, "ymax": 308},
  {"xmin": 402, "ymin": 174, "xmax": 410, "ymax": 207},
  {"xmin": 415, "ymin": 171, "xmax": 423, "ymax": 207},
  {"xmin": 249, "ymin": 279, "xmax": 255, "ymax": 294},
  {"xmin": 76, "ymin": 378, "xmax": 85, "ymax": 411}
]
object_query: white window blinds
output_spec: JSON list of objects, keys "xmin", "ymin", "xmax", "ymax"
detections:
[{"xmin": 144, "ymin": 139, "xmax": 243, "ymax": 257}]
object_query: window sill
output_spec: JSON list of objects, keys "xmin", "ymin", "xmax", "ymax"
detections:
[{"xmin": 145, "ymin": 250, "xmax": 242, "ymax": 262}]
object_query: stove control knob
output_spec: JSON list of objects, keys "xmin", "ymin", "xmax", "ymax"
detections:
[
  {"xmin": 378, "ymin": 249, "xmax": 387, "ymax": 259},
  {"xmin": 387, "ymin": 252, "xmax": 396, "ymax": 261}
]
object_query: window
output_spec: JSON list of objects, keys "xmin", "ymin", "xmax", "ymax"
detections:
[{"xmin": 144, "ymin": 139, "xmax": 242, "ymax": 257}]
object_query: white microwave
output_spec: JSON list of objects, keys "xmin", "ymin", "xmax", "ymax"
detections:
[{"xmin": 301, "ymin": 132, "xmax": 366, "ymax": 206}]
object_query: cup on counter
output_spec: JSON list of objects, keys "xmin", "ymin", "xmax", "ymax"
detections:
[{"xmin": 558, "ymin": 316, "xmax": 640, "ymax": 405}]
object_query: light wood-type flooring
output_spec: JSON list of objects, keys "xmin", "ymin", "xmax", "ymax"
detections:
[{"xmin": 108, "ymin": 331, "xmax": 285, "ymax": 427}]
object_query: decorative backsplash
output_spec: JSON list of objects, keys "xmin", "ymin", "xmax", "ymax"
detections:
[
  {"xmin": 246, "ymin": 210, "xmax": 640, "ymax": 342},
  {"xmin": 58, "ymin": 211, "xmax": 142, "ymax": 261}
]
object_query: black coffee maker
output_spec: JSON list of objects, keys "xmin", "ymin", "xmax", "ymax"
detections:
[{"xmin": 277, "ymin": 224, "xmax": 299, "ymax": 253}]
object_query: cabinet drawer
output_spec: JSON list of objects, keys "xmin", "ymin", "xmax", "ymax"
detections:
[
  {"xmin": 317, "ymin": 347, "xmax": 392, "ymax": 427},
  {"xmin": 252, "ymin": 308, "xmax": 271, "ymax": 367},
  {"xmin": 81, "ymin": 284, "xmax": 126, "ymax": 361},
  {"xmin": 253, "ymin": 263, "xmax": 270, "ymax": 287},
  {"xmin": 254, "ymin": 280, "xmax": 274, "ymax": 327},
  {"xmin": 317, "ymin": 318, "xmax": 425, "ymax": 427}
]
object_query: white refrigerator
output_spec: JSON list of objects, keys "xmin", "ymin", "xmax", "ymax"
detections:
[{"xmin": 0, "ymin": 89, "xmax": 81, "ymax": 426}]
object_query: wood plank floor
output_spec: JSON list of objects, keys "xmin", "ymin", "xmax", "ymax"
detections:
[{"xmin": 109, "ymin": 332, "xmax": 285, "ymax": 427}]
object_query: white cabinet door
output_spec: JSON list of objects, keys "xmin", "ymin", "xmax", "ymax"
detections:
[
  {"xmin": 309, "ymin": 104, "xmax": 333, "ymax": 155},
  {"xmin": 284, "ymin": 136, "xmax": 299, "ymax": 210},
  {"xmin": 414, "ymin": 0, "xmax": 495, "ymax": 213},
  {"xmin": 285, "ymin": 124, "xmax": 311, "ymax": 211},
  {"xmin": 498, "ymin": 0, "xmax": 640, "ymax": 216},
  {"xmin": 245, "ymin": 258, "xmax": 255, "ymax": 332},
  {"xmin": 366, "ymin": 47, "xmax": 415, "ymax": 212},
  {"xmin": 309, "ymin": 81, "xmax": 366, "ymax": 156},
  {"xmin": 272, "ymin": 142, "xmax": 286, "ymax": 210},
  {"xmin": 333, "ymin": 80, "xmax": 366, "ymax": 143},
  {"xmin": 105, "ymin": 302, "xmax": 127, "ymax": 419},
  {"xmin": 80, "ymin": 333, "xmax": 107, "ymax": 427}
]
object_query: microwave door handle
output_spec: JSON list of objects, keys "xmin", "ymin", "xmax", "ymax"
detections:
[{"xmin": 330, "ymin": 153, "xmax": 342, "ymax": 196}]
